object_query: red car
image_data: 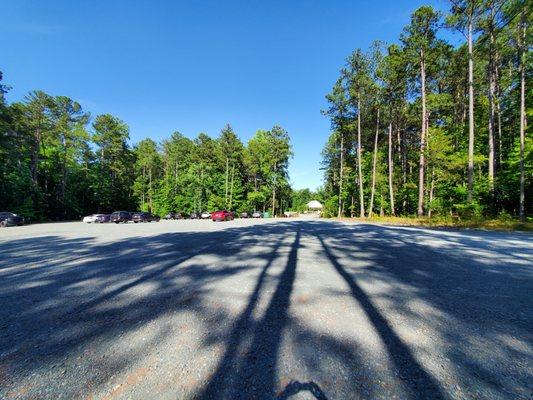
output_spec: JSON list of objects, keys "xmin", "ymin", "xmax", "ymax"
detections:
[{"xmin": 211, "ymin": 210, "xmax": 234, "ymax": 221}]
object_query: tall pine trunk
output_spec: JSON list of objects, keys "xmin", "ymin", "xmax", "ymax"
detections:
[
  {"xmin": 61, "ymin": 134, "xmax": 68, "ymax": 218},
  {"xmin": 428, "ymin": 166, "xmax": 435, "ymax": 218},
  {"xmin": 467, "ymin": 17, "xmax": 475, "ymax": 202},
  {"xmin": 495, "ymin": 48, "xmax": 503, "ymax": 167},
  {"xmin": 141, "ymin": 166, "xmax": 146, "ymax": 209},
  {"xmin": 357, "ymin": 95, "xmax": 365, "ymax": 218},
  {"xmin": 30, "ymin": 127, "xmax": 41, "ymax": 187},
  {"xmin": 149, "ymin": 168, "xmax": 153, "ymax": 212},
  {"xmin": 338, "ymin": 130, "xmax": 344, "ymax": 218},
  {"xmin": 368, "ymin": 108, "xmax": 380, "ymax": 218},
  {"xmin": 271, "ymin": 187, "xmax": 275, "ymax": 217},
  {"xmin": 519, "ymin": 7, "xmax": 527, "ymax": 222},
  {"xmin": 402, "ymin": 127, "xmax": 407, "ymax": 213},
  {"xmin": 271, "ymin": 162, "xmax": 277, "ymax": 217},
  {"xmin": 488, "ymin": 24, "xmax": 496, "ymax": 195},
  {"xmin": 388, "ymin": 121, "xmax": 395, "ymax": 216},
  {"xmin": 174, "ymin": 161, "xmax": 178, "ymax": 196},
  {"xmin": 418, "ymin": 50, "xmax": 427, "ymax": 217},
  {"xmin": 497, "ymin": 93, "xmax": 503, "ymax": 166},
  {"xmin": 229, "ymin": 162, "xmax": 235, "ymax": 210},
  {"xmin": 225, "ymin": 157, "xmax": 229, "ymax": 206}
]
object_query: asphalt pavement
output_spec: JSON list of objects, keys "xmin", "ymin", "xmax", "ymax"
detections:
[{"xmin": 0, "ymin": 218, "xmax": 532, "ymax": 399}]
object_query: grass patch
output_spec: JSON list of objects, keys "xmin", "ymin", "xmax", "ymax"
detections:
[{"xmin": 333, "ymin": 215, "xmax": 532, "ymax": 232}]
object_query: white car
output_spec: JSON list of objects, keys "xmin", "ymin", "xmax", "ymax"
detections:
[
  {"xmin": 200, "ymin": 211, "xmax": 211, "ymax": 219},
  {"xmin": 82, "ymin": 214, "xmax": 102, "ymax": 223}
]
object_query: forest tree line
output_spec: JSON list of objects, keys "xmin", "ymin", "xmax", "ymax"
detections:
[
  {"xmin": 320, "ymin": 0, "xmax": 530, "ymax": 221},
  {"xmin": 0, "ymin": 80, "xmax": 293, "ymax": 220}
]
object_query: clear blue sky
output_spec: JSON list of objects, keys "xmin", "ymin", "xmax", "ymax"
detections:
[{"xmin": 1, "ymin": 0, "xmax": 453, "ymax": 190}]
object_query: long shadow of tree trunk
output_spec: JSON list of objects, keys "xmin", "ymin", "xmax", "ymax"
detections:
[
  {"xmin": 237, "ymin": 227, "xmax": 300, "ymax": 398},
  {"xmin": 200, "ymin": 228, "xmax": 301, "ymax": 399},
  {"xmin": 199, "ymin": 232, "xmax": 290, "ymax": 398},
  {"xmin": 316, "ymin": 233, "xmax": 446, "ymax": 400}
]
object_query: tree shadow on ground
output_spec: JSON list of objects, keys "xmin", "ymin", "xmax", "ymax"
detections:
[
  {"xmin": 200, "ymin": 228, "xmax": 301, "ymax": 399},
  {"xmin": 310, "ymin": 222, "xmax": 532, "ymax": 399},
  {"xmin": 315, "ymin": 233, "xmax": 446, "ymax": 399},
  {"xmin": 0, "ymin": 221, "xmax": 531, "ymax": 399},
  {"xmin": 0, "ymin": 223, "xmax": 294, "ymax": 398}
]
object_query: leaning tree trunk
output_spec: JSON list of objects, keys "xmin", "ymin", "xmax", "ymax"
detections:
[
  {"xmin": 368, "ymin": 108, "xmax": 380, "ymax": 218},
  {"xmin": 467, "ymin": 16, "xmax": 475, "ymax": 202},
  {"xmin": 418, "ymin": 50, "xmax": 427, "ymax": 217},
  {"xmin": 388, "ymin": 121, "xmax": 395, "ymax": 216},
  {"xmin": 357, "ymin": 95, "xmax": 365, "ymax": 218}
]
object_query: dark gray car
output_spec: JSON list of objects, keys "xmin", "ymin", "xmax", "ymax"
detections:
[
  {"xmin": 94, "ymin": 214, "xmax": 111, "ymax": 223},
  {"xmin": 110, "ymin": 211, "xmax": 132, "ymax": 223},
  {"xmin": 0, "ymin": 212, "xmax": 24, "ymax": 227},
  {"xmin": 132, "ymin": 212, "xmax": 160, "ymax": 223}
]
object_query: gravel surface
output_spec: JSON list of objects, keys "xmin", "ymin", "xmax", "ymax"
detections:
[{"xmin": 0, "ymin": 218, "xmax": 532, "ymax": 399}]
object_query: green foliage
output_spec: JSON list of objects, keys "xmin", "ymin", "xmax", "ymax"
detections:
[
  {"xmin": 92, "ymin": 114, "xmax": 135, "ymax": 212},
  {"xmin": 0, "ymin": 75, "xmax": 294, "ymax": 219},
  {"xmin": 289, "ymin": 188, "xmax": 315, "ymax": 212},
  {"xmin": 320, "ymin": 2, "xmax": 531, "ymax": 220},
  {"xmin": 322, "ymin": 195, "xmax": 339, "ymax": 218}
]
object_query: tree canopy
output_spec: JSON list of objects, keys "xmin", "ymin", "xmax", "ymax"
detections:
[
  {"xmin": 320, "ymin": 1, "xmax": 531, "ymax": 220},
  {"xmin": 0, "ymin": 74, "xmax": 294, "ymax": 220}
]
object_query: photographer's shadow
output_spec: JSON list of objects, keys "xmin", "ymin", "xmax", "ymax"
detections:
[{"xmin": 277, "ymin": 380, "xmax": 328, "ymax": 400}]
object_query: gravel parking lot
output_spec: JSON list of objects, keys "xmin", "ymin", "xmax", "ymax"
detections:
[{"xmin": 1, "ymin": 219, "xmax": 532, "ymax": 399}]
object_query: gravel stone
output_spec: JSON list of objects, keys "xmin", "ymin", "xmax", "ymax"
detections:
[{"xmin": 0, "ymin": 218, "xmax": 531, "ymax": 399}]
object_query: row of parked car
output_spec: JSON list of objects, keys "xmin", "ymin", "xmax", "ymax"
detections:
[
  {"xmin": 164, "ymin": 211, "xmax": 264, "ymax": 220},
  {"xmin": 82, "ymin": 210, "xmax": 265, "ymax": 224},
  {"xmin": 1, "ymin": 209, "xmax": 267, "ymax": 228},
  {"xmin": 83, "ymin": 211, "xmax": 160, "ymax": 224}
]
